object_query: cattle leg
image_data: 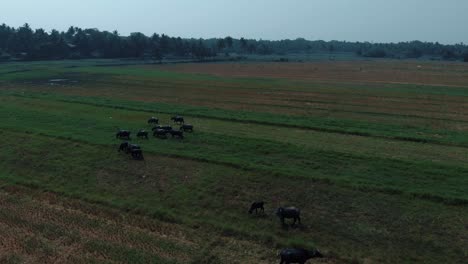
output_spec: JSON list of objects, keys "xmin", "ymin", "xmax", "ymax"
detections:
[{"xmin": 297, "ymin": 216, "xmax": 301, "ymax": 224}]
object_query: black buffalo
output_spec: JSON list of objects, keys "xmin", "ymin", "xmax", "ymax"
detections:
[
  {"xmin": 152, "ymin": 125, "xmax": 172, "ymax": 131},
  {"xmin": 276, "ymin": 207, "xmax": 301, "ymax": 226},
  {"xmin": 153, "ymin": 129, "xmax": 168, "ymax": 139},
  {"xmin": 171, "ymin": 116, "xmax": 184, "ymax": 124},
  {"xmin": 118, "ymin": 141, "xmax": 129, "ymax": 152},
  {"xmin": 137, "ymin": 130, "xmax": 149, "ymax": 139},
  {"xmin": 248, "ymin": 201, "xmax": 265, "ymax": 214},
  {"xmin": 125, "ymin": 144, "xmax": 141, "ymax": 154},
  {"xmin": 279, "ymin": 248, "xmax": 323, "ymax": 264},
  {"xmin": 147, "ymin": 117, "xmax": 159, "ymax": 125},
  {"xmin": 169, "ymin": 130, "xmax": 184, "ymax": 139},
  {"xmin": 180, "ymin": 124, "xmax": 193, "ymax": 132},
  {"xmin": 130, "ymin": 149, "xmax": 144, "ymax": 160},
  {"xmin": 116, "ymin": 130, "xmax": 131, "ymax": 140}
]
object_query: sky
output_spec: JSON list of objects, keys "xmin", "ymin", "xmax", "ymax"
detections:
[{"xmin": 2, "ymin": 0, "xmax": 468, "ymax": 44}]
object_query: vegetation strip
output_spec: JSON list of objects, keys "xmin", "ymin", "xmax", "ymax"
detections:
[{"xmin": 7, "ymin": 91, "xmax": 468, "ymax": 148}]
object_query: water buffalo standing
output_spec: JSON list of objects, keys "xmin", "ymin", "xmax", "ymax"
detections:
[
  {"xmin": 118, "ymin": 142, "xmax": 129, "ymax": 152},
  {"xmin": 147, "ymin": 117, "xmax": 159, "ymax": 125},
  {"xmin": 248, "ymin": 201, "xmax": 265, "ymax": 214},
  {"xmin": 125, "ymin": 144, "xmax": 141, "ymax": 154},
  {"xmin": 279, "ymin": 248, "xmax": 323, "ymax": 264},
  {"xmin": 169, "ymin": 130, "xmax": 184, "ymax": 139},
  {"xmin": 276, "ymin": 207, "xmax": 301, "ymax": 226},
  {"xmin": 171, "ymin": 116, "xmax": 184, "ymax": 124},
  {"xmin": 137, "ymin": 130, "xmax": 149, "ymax": 139},
  {"xmin": 152, "ymin": 125, "xmax": 172, "ymax": 131},
  {"xmin": 180, "ymin": 124, "xmax": 193, "ymax": 132},
  {"xmin": 153, "ymin": 129, "xmax": 168, "ymax": 139},
  {"xmin": 116, "ymin": 130, "xmax": 131, "ymax": 140}
]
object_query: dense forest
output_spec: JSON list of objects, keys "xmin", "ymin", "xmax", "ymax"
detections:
[{"xmin": 1, "ymin": 23, "xmax": 467, "ymax": 62}]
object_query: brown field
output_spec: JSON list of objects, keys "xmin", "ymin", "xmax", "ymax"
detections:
[
  {"xmin": 0, "ymin": 185, "xmax": 283, "ymax": 264},
  {"xmin": 155, "ymin": 61, "xmax": 468, "ymax": 87}
]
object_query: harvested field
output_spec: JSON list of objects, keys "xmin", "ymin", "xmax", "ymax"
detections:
[
  {"xmin": 0, "ymin": 60, "xmax": 467, "ymax": 263},
  {"xmin": 155, "ymin": 61, "xmax": 468, "ymax": 87}
]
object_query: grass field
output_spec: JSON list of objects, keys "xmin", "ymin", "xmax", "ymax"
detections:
[{"xmin": 0, "ymin": 60, "xmax": 467, "ymax": 263}]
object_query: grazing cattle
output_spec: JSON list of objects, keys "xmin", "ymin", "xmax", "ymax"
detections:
[
  {"xmin": 152, "ymin": 125, "xmax": 172, "ymax": 131},
  {"xmin": 276, "ymin": 207, "xmax": 301, "ymax": 226},
  {"xmin": 171, "ymin": 116, "xmax": 184, "ymax": 124},
  {"xmin": 153, "ymin": 129, "xmax": 168, "ymax": 139},
  {"xmin": 180, "ymin": 124, "xmax": 193, "ymax": 132},
  {"xmin": 118, "ymin": 141, "xmax": 129, "ymax": 152},
  {"xmin": 137, "ymin": 130, "xmax": 149, "ymax": 139},
  {"xmin": 169, "ymin": 130, "xmax": 184, "ymax": 139},
  {"xmin": 125, "ymin": 144, "xmax": 141, "ymax": 154},
  {"xmin": 130, "ymin": 149, "xmax": 144, "ymax": 160},
  {"xmin": 248, "ymin": 201, "xmax": 265, "ymax": 214},
  {"xmin": 279, "ymin": 248, "xmax": 323, "ymax": 264},
  {"xmin": 116, "ymin": 130, "xmax": 131, "ymax": 140},
  {"xmin": 147, "ymin": 117, "xmax": 159, "ymax": 125}
]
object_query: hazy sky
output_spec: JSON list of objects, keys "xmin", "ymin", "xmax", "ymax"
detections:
[{"xmin": 2, "ymin": 0, "xmax": 468, "ymax": 44}]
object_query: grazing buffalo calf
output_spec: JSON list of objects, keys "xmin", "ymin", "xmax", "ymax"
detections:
[
  {"xmin": 180, "ymin": 124, "xmax": 193, "ymax": 132},
  {"xmin": 137, "ymin": 130, "xmax": 149, "ymax": 139},
  {"xmin": 147, "ymin": 117, "xmax": 159, "ymax": 125},
  {"xmin": 248, "ymin": 201, "xmax": 265, "ymax": 214},
  {"xmin": 118, "ymin": 141, "xmax": 130, "ymax": 152},
  {"xmin": 169, "ymin": 130, "xmax": 184, "ymax": 139},
  {"xmin": 171, "ymin": 116, "xmax": 184, "ymax": 124},
  {"xmin": 130, "ymin": 149, "xmax": 144, "ymax": 160},
  {"xmin": 152, "ymin": 125, "xmax": 172, "ymax": 131},
  {"xmin": 279, "ymin": 248, "xmax": 323, "ymax": 264},
  {"xmin": 276, "ymin": 207, "xmax": 301, "ymax": 226},
  {"xmin": 116, "ymin": 130, "xmax": 131, "ymax": 140},
  {"xmin": 153, "ymin": 129, "xmax": 168, "ymax": 139}
]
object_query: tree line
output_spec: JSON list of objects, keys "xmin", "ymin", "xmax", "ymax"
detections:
[{"xmin": 1, "ymin": 23, "xmax": 467, "ymax": 62}]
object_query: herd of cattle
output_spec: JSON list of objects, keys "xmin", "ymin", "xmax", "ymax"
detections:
[
  {"xmin": 115, "ymin": 116, "xmax": 323, "ymax": 263},
  {"xmin": 115, "ymin": 116, "xmax": 193, "ymax": 160}
]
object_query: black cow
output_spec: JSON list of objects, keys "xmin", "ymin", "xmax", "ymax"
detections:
[
  {"xmin": 116, "ymin": 130, "xmax": 131, "ymax": 140},
  {"xmin": 279, "ymin": 248, "xmax": 323, "ymax": 264},
  {"xmin": 137, "ymin": 130, "xmax": 149, "ymax": 139},
  {"xmin": 152, "ymin": 125, "xmax": 172, "ymax": 131},
  {"xmin": 171, "ymin": 116, "xmax": 184, "ymax": 124},
  {"xmin": 180, "ymin": 124, "xmax": 193, "ymax": 132},
  {"xmin": 248, "ymin": 201, "xmax": 265, "ymax": 214},
  {"xmin": 169, "ymin": 130, "xmax": 184, "ymax": 139},
  {"xmin": 130, "ymin": 149, "xmax": 144, "ymax": 160},
  {"xmin": 118, "ymin": 141, "xmax": 129, "ymax": 152},
  {"xmin": 276, "ymin": 207, "xmax": 301, "ymax": 226},
  {"xmin": 153, "ymin": 129, "xmax": 168, "ymax": 139},
  {"xmin": 147, "ymin": 117, "xmax": 159, "ymax": 125}
]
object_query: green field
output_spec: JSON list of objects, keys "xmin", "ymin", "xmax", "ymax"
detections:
[{"xmin": 0, "ymin": 60, "xmax": 467, "ymax": 263}]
